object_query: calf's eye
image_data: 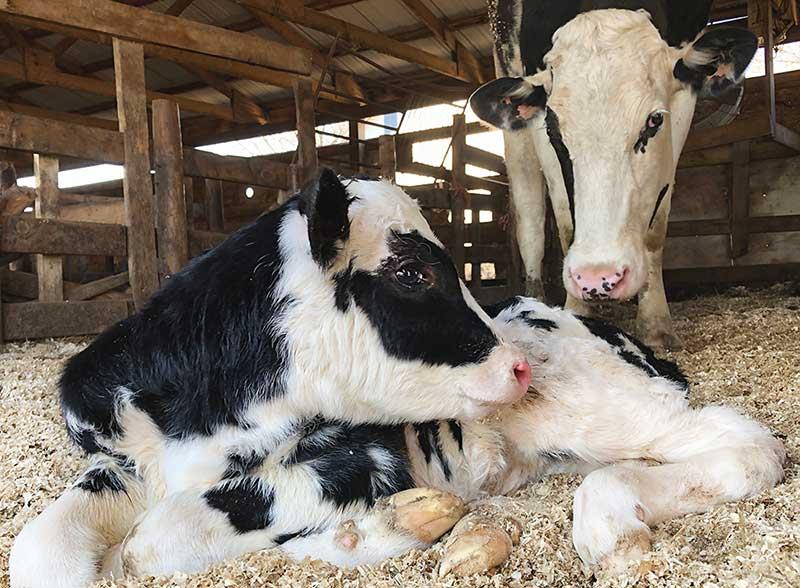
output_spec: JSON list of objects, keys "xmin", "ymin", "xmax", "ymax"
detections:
[{"xmin": 395, "ymin": 266, "xmax": 427, "ymax": 288}]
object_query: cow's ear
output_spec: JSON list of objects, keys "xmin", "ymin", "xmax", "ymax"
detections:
[
  {"xmin": 469, "ymin": 77, "xmax": 547, "ymax": 130},
  {"xmin": 298, "ymin": 167, "xmax": 351, "ymax": 268},
  {"xmin": 674, "ymin": 28, "xmax": 757, "ymax": 97}
]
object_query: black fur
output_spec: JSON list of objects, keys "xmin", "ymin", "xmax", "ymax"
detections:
[
  {"xmin": 545, "ymin": 108, "xmax": 576, "ymax": 236},
  {"xmin": 222, "ymin": 452, "xmax": 266, "ymax": 480},
  {"xmin": 346, "ymin": 231, "xmax": 498, "ymax": 367},
  {"xmin": 285, "ymin": 419, "xmax": 414, "ymax": 508},
  {"xmin": 482, "ymin": 296, "xmax": 524, "ymax": 319},
  {"xmin": 649, "ymin": 184, "xmax": 670, "ymax": 228},
  {"xmin": 577, "ymin": 315, "xmax": 689, "ymax": 392},
  {"xmin": 673, "ymin": 27, "xmax": 758, "ymax": 96},
  {"xmin": 469, "ymin": 77, "xmax": 548, "ymax": 131},
  {"xmin": 446, "ymin": 420, "xmax": 464, "ymax": 452},
  {"xmin": 413, "ymin": 423, "xmax": 452, "ymax": 480},
  {"xmin": 523, "ymin": 316, "xmax": 558, "ymax": 331},
  {"xmin": 204, "ymin": 477, "xmax": 275, "ymax": 534},
  {"xmin": 298, "ymin": 167, "xmax": 353, "ymax": 268},
  {"xmin": 75, "ymin": 467, "xmax": 126, "ymax": 493}
]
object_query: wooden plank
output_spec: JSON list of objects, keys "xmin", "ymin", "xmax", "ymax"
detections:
[
  {"xmin": 463, "ymin": 145, "xmax": 506, "ymax": 175},
  {"xmin": 379, "ymin": 135, "xmax": 396, "ymax": 182},
  {"xmin": 451, "ymin": 113, "xmax": 466, "ymax": 280},
  {"xmin": 67, "ymin": 272, "xmax": 129, "ymax": 301},
  {"xmin": 0, "ymin": 216, "xmax": 127, "ymax": 256},
  {"xmin": 664, "ymin": 263, "xmax": 800, "ymax": 288},
  {"xmin": 0, "ymin": 101, "xmax": 118, "ymax": 131},
  {"xmin": 663, "ymin": 235, "xmax": 730, "ymax": 270},
  {"xmin": 0, "ymin": 110, "xmax": 124, "ymax": 163},
  {"xmin": 2, "ymin": 300, "xmax": 130, "ymax": 340},
  {"xmin": 0, "ymin": 0, "xmax": 311, "ymax": 74},
  {"xmin": 735, "ymin": 231, "xmax": 800, "ymax": 266},
  {"xmin": 115, "ymin": 39, "xmax": 159, "ymax": 309},
  {"xmin": 182, "ymin": 149, "xmax": 292, "ymax": 189},
  {"xmin": 749, "ymin": 155, "xmax": 800, "ymax": 216},
  {"xmin": 34, "ymin": 155, "xmax": 62, "ymax": 301},
  {"xmin": 671, "ymin": 164, "xmax": 730, "ymax": 221},
  {"xmin": 237, "ymin": 0, "xmax": 475, "ymax": 82},
  {"xmin": 152, "ymin": 100, "xmax": 189, "ymax": 277},
  {"xmin": 293, "ymin": 78, "xmax": 318, "ymax": 186},
  {"xmin": 683, "ymin": 116, "xmax": 771, "ymax": 152},
  {"xmin": 58, "ymin": 198, "xmax": 125, "ymax": 224},
  {"xmin": 730, "ymin": 141, "xmax": 751, "ymax": 258},
  {"xmin": 204, "ymin": 179, "xmax": 225, "ymax": 232}
]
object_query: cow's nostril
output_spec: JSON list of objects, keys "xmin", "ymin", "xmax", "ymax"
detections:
[{"xmin": 513, "ymin": 361, "xmax": 531, "ymax": 391}]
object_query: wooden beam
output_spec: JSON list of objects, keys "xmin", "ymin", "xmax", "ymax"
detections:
[
  {"xmin": 0, "ymin": 100, "xmax": 118, "ymax": 131},
  {"xmin": 293, "ymin": 78, "xmax": 318, "ymax": 185},
  {"xmin": 114, "ymin": 39, "xmax": 159, "ymax": 310},
  {"xmin": 164, "ymin": 0, "xmax": 195, "ymax": 16},
  {"xmin": 0, "ymin": 215, "xmax": 127, "ymax": 256},
  {"xmin": 0, "ymin": 57, "xmax": 237, "ymax": 121},
  {"xmin": 0, "ymin": 109, "xmax": 124, "ymax": 163},
  {"xmin": 379, "ymin": 135, "xmax": 396, "ymax": 182},
  {"xmin": 730, "ymin": 140, "xmax": 751, "ymax": 258},
  {"xmin": 182, "ymin": 64, "xmax": 268, "ymax": 124},
  {"xmin": 152, "ymin": 100, "xmax": 189, "ymax": 277},
  {"xmin": 34, "ymin": 155, "xmax": 63, "ymax": 301},
  {"xmin": 182, "ymin": 149, "xmax": 292, "ymax": 189},
  {"xmin": 66, "ymin": 271, "xmax": 129, "ymax": 301},
  {"xmin": 0, "ymin": 0, "xmax": 312, "ymax": 74},
  {"xmin": 1, "ymin": 299, "xmax": 130, "ymax": 340},
  {"xmin": 204, "ymin": 179, "xmax": 225, "ymax": 233},
  {"xmin": 236, "ymin": 0, "xmax": 478, "ymax": 83},
  {"xmin": 451, "ymin": 113, "xmax": 467, "ymax": 280}
]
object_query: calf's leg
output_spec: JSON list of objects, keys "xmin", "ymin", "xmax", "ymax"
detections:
[
  {"xmin": 572, "ymin": 406, "xmax": 784, "ymax": 570},
  {"xmin": 10, "ymin": 457, "xmax": 146, "ymax": 588}
]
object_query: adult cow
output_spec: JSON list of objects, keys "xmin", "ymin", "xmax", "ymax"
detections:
[{"xmin": 470, "ymin": 1, "xmax": 758, "ymax": 349}]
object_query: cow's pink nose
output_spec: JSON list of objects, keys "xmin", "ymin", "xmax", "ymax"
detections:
[
  {"xmin": 513, "ymin": 360, "xmax": 531, "ymax": 392},
  {"xmin": 571, "ymin": 266, "xmax": 628, "ymax": 300}
]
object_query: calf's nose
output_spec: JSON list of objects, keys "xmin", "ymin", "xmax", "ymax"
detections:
[
  {"xmin": 513, "ymin": 360, "xmax": 531, "ymax": 393},
  {"xmin": 570, "ymin": 266, "xmax": 627, "ymax": 300}
]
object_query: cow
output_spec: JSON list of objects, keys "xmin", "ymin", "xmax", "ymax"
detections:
[
  {"xmin": 9, "ymin": 170, "xmax": 531, "ymax": 588},
  {"xmin": 469, "ymin": 1, "xmax": 759, "ymax": 350}
]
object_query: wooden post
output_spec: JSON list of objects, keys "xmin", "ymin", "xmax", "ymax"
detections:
[
  {"xmin": 205, "ymin": 179, "xmax": 225, "ymax": 232},
  {"xmin": 293, "ymin": 78, "xmax": 318, "ymax": 185},
  {"xmin": 0, "ymin": 270, "xmax": 4, "ymax": 346},
  {"xmin": 34, "ymin": 154, "xmax": 63, "ymax": 301},
  {"xmin": 152, "ymin": 100, "xmax": 189, "ymax": 278},
  {"xmin": 379, "ymin": 134, "xmax": 397, "ymax": 182},
  {"xmin": 451, "ymin": 113, "xmax": 467, "ymax": 281},
  {"xmin": 115, "ymin": 38, "xmax": 159, "ymax": 310},
  {"xmin": 730, "ymin": 140, "xmax": 751, "ymax": 258},
  {"xmin": 183, "ymin": 177, "xmax": 195, "ymax": 227}
]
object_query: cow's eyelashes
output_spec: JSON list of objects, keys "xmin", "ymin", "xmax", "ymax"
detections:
[
  {"xmin": 634, "ymin": 111, "xmax": 666, "ymax": 154},
  {"xmin": 394, "ymin": 265, "xmax": 428, "ymax": 289}
]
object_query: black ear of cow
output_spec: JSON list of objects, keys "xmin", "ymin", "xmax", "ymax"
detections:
[
  {"xmin": 469, "ymin": 77, "xmax": 548, "ymax": 131},
  {"xmin": 674, "ymin": 27, "xmax": 758, "ymax": 97},
  {"xmin": 298, "ymin": 167, "xmax": 352, "ymax": 268}
]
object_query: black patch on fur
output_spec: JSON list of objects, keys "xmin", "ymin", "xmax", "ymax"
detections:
[
  {"xmin": 539, "ymin": 448, "xmax": 577, "ymax": 463},
  {"xmin": 447, "ymin": 420, "xmax": 464, "ymax": 452},
  {"xmin": 649, "ymin": 184, "xmax": 670, "ymax": 229},
  {"xmin": 524, "ymin": 317, "xmax": 558, "ymax": 331},
  {"xmin": 205, "ymin": 477, "xmax": 275, "ymax": 534},
  {"xmin": 413, "ymin": 423, "xmax": 452, "ymax": 480},
  {"xmin": 345, "ymin": 231, "xmax": 498, "ymax": 367},
  {"xmin": 273, "ymin": 529, "xmax": 312, "ymax": 545},
  {"xmin": 545, "ymin": 108, "xmax": 575, "ymax": 237},
  {"xmin": 60, "ymin": 196, "xmax": 299, "ymax": 441},
  {"xmin": 674, "ymin": 28, "xmax": 758, "ymax": 96},
  {"xmin": 482, "ymin": 296, "xmax": 523, "ymax": 319},
  {"xmin": 285, "ymin": 419, "xmax": 413, "ymax": 508},
  {"xmin": 298, "ymin": 168, "xmax": 352, "ymax": 268},
  {"xmin": 577, "ymin": 315, "xmax": 689, "ymax": 393},
  {"xmin": 333, "ymin": 262, "xmax": 353, "ymax": 312},
  {"xmin": 223, "ymin": 452, "xmax": 266, "ymax": 480},
  {"xmin": 75, "ymin": 467, "xmax": 126, "ymax": 493}
]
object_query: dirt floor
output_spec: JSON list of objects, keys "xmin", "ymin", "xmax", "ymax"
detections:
[{"xmin": 1, "ymin": 284, "xmax": 798, "ymax": 588}]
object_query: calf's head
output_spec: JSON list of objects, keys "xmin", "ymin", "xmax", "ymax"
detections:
[
  {"xmin": 281, "ymin": 169, "xmax": 530, "ymax": 423},
  {"xmin": 471, "ymin": 9, "xmax": 756, "ymax": 302}
]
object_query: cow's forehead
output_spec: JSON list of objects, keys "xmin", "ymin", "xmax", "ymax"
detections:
[
  {"xmin": 345, "ymin": 179, "xmax": 441, "ymax": 245},
  {"xmin": 544, "ymin": 10, "xmax": 679, "ymax": 126}
]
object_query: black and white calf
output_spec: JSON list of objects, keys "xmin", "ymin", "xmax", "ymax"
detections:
[
  {"xmin": 471, "ymin": 1, "xmax": 759, "ymax": 350},
  {"xmin": 9, "ymin": 170, "xmax": 531, "ymax": 588},
  {"xmin": 280, "ymin": 298, "xmax": 784, "ymax": 575}
]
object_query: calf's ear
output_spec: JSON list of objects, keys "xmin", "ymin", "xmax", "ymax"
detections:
[
  {"xmin": 674, "ymin": 28, "xmax": 758, "ymax": 97},
  {"xmin": 298, "ymin": 167, "xmax": 351, "ymax": 268},
  {"xmin": 469, "ymin": 77, "xmax": 547, "ymax": 130}
]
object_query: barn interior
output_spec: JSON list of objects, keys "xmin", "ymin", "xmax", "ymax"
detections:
[{"xmin": 0, "ymin": 1, "xmax": 798, "ymax": 587}]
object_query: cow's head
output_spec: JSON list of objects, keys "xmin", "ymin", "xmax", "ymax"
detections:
[
  {"xmin": 470, "ymin": 10, "xmax": 757, "ymax": 302},
  {"xmin": 282, "ymin": 168, "xmax": 530, "ymax": 423}
]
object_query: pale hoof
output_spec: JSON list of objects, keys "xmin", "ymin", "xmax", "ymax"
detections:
[
  {"xmin": 382, "ymin": 488, "xmax": 467, "ymax": 544},
  {"xmin": 641, "ymin": 330, "xmax": 683, "ymax": 352},
  {"xmin": 599, "ymin": 528, "xmax": 652, "ymax": 574},
  {"xmin": 334, "ymin": 519, "xmax": 361, "ymax": 551},
  {"xmin": 440, "ymin": 520, "xmax": 513, "ymax": 577}
]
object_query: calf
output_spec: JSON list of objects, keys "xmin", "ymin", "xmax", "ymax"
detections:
[
  {"xmin": 9, "ymin": 170, "xmax": 530, "ymax": 588},
  {"xmin": 471, "ymin": 2, "xmax": 758, "ymax": 350}
]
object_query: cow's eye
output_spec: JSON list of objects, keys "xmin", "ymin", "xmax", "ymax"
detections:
[
  {"xmin": 648, "ymin": 111, "xmax": 664, "ymax": 129},
  {"xmin": 394, "ymin": 266, "xmax": 427, "ymax": 288}
]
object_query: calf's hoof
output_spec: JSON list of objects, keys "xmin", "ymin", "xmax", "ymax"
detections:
[
  {"xmin": 333, "ymin": 520, "xmax": 362, "ymax": 551},
  {"xmin": 381, "ymin": 488, "xmax": 466, "ymax": 544},
  {"xmin": 641, "ymin": 329, "xmax": 683, "ymax": 352},
  {"xmin": 439, "ymin": 519, "xmax": 514, "ymax": 576}
]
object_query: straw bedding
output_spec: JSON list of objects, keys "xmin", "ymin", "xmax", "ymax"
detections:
[{"xmin": 1, "ymin": 284, "xmax": 798, "ymax": 588}]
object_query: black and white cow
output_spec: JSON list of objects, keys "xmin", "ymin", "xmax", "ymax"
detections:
[
  {"xmin": 470, "ymin": 1, "xmax": 759, "ymax": 350},
  {"xmin": 9, "ymin": 170, "xmax": 531, "ymax": 588}
]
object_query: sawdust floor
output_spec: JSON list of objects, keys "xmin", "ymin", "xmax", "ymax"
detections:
[{"xmin": 1, "ymin": 284, "xmax": 798, "ymax": 588}]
